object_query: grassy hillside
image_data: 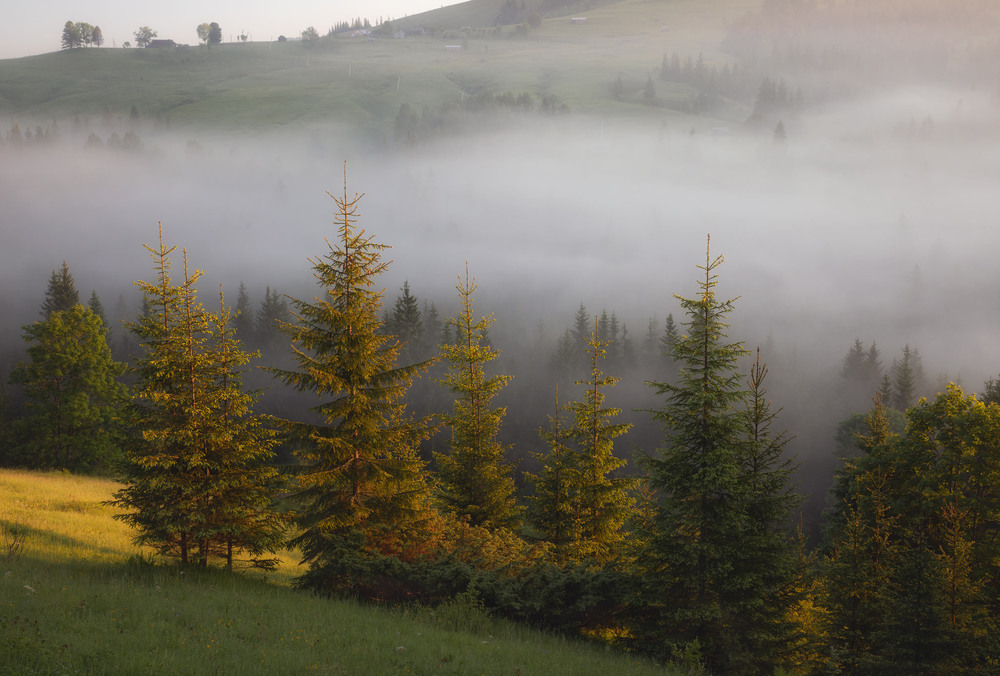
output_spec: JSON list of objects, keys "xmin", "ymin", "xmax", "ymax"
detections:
[
  {"xmin": 0, "ymin": 469, "xmax": 673, "ymax": 674},
  {"xmin": 0, "ymin": 0, "xmax": 761, "ymax": 134}
]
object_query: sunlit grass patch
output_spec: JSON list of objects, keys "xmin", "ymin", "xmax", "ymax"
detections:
[{"xmin": 0, "ymin": 468, "xmax": 672, "ymax": 674}]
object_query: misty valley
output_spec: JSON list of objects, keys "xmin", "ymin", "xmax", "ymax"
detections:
[{"xmin": 4, "ymin": 0, "xmax": 1000, "ymax": 673}]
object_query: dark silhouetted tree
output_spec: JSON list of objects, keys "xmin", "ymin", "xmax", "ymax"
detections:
[
  {"xmin": 386, "ymin": 281, "xmax": 423, "ymax": 364},
  {"xmin": 232, "ymin": 281, "xmax": 254, "ymax": 341},
  {"xmin": 133, "ymin": 26, "xmax": 157, "ymax": 47},
  {"xmin": 256, "ymin": 285, "xmax": 288, "ymax": 351},
  {"xmin": 41, "ymin": 261, "xmax": 79, "ymax": 317}
]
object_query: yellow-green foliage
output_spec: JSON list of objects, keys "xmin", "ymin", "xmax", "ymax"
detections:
[{"xmin": 0, "ymin": 469, "xmax": 673, "ymax": 674}]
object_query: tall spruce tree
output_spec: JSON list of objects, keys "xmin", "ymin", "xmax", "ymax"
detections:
[
  {"xmin": 435, "ymin": 264, "xmax": 519, "ymax": 530},
  {"xmin": 270, "ymin": 167, "xmax": 435, "ymax": 588},
  {"xmin": 733, "ymin": 349, "xmax": 801, "ymax": 670},
  {"xmin": 637, "ymin": 237, "xmax": 797, "ymax": 673},
  {"xmin": 112, "ymin": 227, "xmax": 285, "ymax": 569}
]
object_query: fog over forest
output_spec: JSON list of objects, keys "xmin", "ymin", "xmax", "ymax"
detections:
[
  {"xmin": 5, "ymin": 86, "xmax": 997, "ymax": 355},
  {"xmin": 3, "ymin": 2, "xmax": 1000, "ymax": 535}
]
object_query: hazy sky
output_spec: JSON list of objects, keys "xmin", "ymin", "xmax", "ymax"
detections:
[{"xmin": 0, "ymin": 0, "xmax": 459, "ymax": 59}]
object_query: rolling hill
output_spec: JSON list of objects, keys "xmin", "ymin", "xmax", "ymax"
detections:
[{"xmin": 0, "ymin": 0, "xmax": 762, "ymax": 136}]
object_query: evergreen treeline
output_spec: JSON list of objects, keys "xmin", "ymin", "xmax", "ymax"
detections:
[{"xmin": 7, "ymin": 173, "xmax": 1000, "ymax": 672}]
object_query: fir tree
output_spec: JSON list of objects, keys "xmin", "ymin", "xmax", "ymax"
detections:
[
  {"xmin": 661, "ymin": 312, "xmax": 679, "ymax": 355},
  {"xmin": 643, "ymin": 316, "xmax": 660, "ymax": 363},
  {"xmin": 256, "ymin": 285, "xmax": 288, "ymax": 351},
  {"xmin": 112, "ymin": 226, "xmax": 285, "ymax": 569},
  {"xmin": 87, "ymin": 290, "xmax": 108, "ymax": 328},
  {"xmin": 733, "ymin": 349, "xmax": 801, "ymax": 669},
  {"xmin": 890, "ymin": 344, "xmax": 923, "ymax": 410},
  {"xmin": 637, "ymin": 236, "xmax": 795, "ymax": 672},
  {"xmin": 270, "ymin": 166, "xmax": 436, "ymax": 587},
  {"xmin": 198, "ymin": 288, "xmax": 287, "ymax": 570},
  {"xmin": 773, "ymin": 120, "xmax": 787, "ymax": 144},
  {"xmin": 387, "ymin": 281, "xmax": 423, "ymax": 363},
  {"xmin": 563, "ymin": 318, "xmax": 635, "ymax": 562},
  {"xmin": 526, "ymin": 387, "xmax": 579, "ymax": 560},
  {"xmin": 435, "ymin": 264, "xmax": 519, "ymax": 530},
  {"xmin": 8, "ymin": 305, "xmax": 125, "ymax": 470},
  {"xmin": 232, "ymin": 281, "xmax": 254, "ymax": 342},
  {"xmin": 41, "ymin": 261, "xmax": 79, "ymax": 317},
  {"xmin": 422, "ymin": 301, "xmax": 442, "ymax": 353},
  {"xmin": 551, "ymin": 329, "xmax": 577, "ymax": 386}
]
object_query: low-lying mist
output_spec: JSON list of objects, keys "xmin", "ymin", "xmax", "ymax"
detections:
[
  {"xmin": 4, "ymin": 82, "xmax": 997, "ymax": 369},
  {"xmin": 3, "ymin": 79, "xmax": 998, "ymax": 532}
]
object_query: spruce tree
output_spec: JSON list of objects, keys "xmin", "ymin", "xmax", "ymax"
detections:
[
  {"xmin": 8, "ymin": 305, "xmax": 125, "ymax": 470},
  {"xmin": 642, "ymin": 316, "xmax": 660, "ymax": 363},
  {"xmin": 890, "ymin": 344, "xmax": 923, "ymax": 410},
  {"xmin": 551, "ymin": 329, "xmax": 577, "ymax": 386},
  {"xmin": 435, "ymin": 264, "xmax": 519, "ymax": 530},
  {"xmin": 526, "ymin": 388, "xmax": 579, "ymax": 560},
  {"xmin": 112, "ymin": 227, "xmax": 285, "ymax": 569},
  {"xmin": 570, "ymin": 303, "xmax": 590, "ymax": 374},
  {"xmin": 199, "ymin": 288, "xmax": 287, "ymax": 570},
  {"xmin": 387, "ymin": 281, "xmax": 423, "ymax": 363},
  {"xmin": 87, "ymin": 290, "xmax": 108, "ymax": 328},
  {"xmin": 256, "ymin": 285, "xmax": 288, "ymax": 351},
  {"xmin": 422, "ymin": 301, "xmax": 442, "ymax": 354},
  {"xmin": 233, "ymin": 281, "xmax": 254, "ymax": 342},
  {"xmin": 562, "ymin": 319, "xmax": 635, "ymax": 562},
  {"xmin": 638, "ymin": 237, "xmax": 797, "ymax": 672},
  {"xmin": 270, "ymin": 167, "xmax": 435, "ymax": 587},
  {"xmin": 733, "ymin": 349, "xmax": 801, "ymax": 670},
  {"xmin": 40, "ymin": 261, "xmax": 79, "ymax": 317}
]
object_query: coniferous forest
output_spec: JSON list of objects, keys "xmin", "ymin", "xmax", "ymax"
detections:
[
  {"xmin": 5, "ymin": 0, "xmax": 1000, "ymax": 673},
  {"xmin": 5, "ymin": 161, "xmax": 1000, "ymax": 673}
]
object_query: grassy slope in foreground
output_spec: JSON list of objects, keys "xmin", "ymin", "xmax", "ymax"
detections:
[{"xmin": 0, "ymin": 469, "xmax": 671, "ymax": 674}]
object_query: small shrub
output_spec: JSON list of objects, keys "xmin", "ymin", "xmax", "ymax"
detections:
[
  {"xmin": 419, "ymin": 589, "xmax": 495, "ymax": 635},
  {"xmin": 1, "ymin": 522, "xmax": 28, "ymax": 559},
  {"xmin": 125, "ymin": 551, "xmax": 157, "ymax": 568}
]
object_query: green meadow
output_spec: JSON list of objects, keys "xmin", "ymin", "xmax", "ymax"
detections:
[
  {"xmin": 0, "ymin": 469, "xmax": 674, "ymax": 674},
  {"xmin": 0, "ymin": 0, "xmax": 761, "ymax": 134}
]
